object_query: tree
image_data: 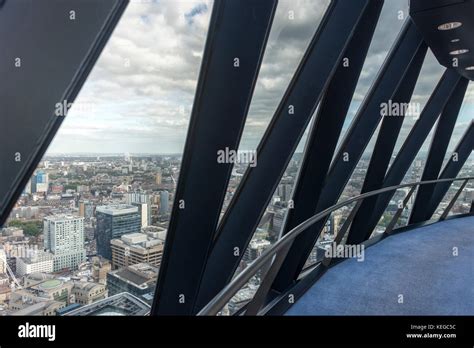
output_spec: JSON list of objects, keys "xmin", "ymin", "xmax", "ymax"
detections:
[{"xmin": 8, "ymin": 220, "xmax": 42, "ymax": 237}]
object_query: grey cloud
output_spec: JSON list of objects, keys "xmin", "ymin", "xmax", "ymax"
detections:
[{"xmin": 48, "ymin": 0, "xmax": 472, "ymax": 155}]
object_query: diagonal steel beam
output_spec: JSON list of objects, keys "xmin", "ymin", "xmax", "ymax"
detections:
[
  {"xmin": 269, "ymin": 0, "xmax": 385, "ymax": 292},
  {"xmin": 151, "ymin": 0, "xmax": 277, "ymax": 315},
  {"xmin": 246, "ymin": 0, "xmax": 384, "ymax": 309},
  {"xmin": 0, "ymin": 0, "xmax": 128, "ymax": 226},
  {"xmin": 280, "ymin": 0, "xmax": 384, "ymax": 245},
  {"xmin": 194, "ymin": 0, "xmax": 378, "ymax": 312},
  {"xmin": 344, "ymin": 44, "xmax": 427, "ymax": 245},
  {"xmin": 272, "ymin": 19, "xmax": 425, "ymax": 291},
  {"xmin": 349, "ymin": 69, "xmax": 464, "ymax": 243},
  {"xmin": 423, "ymin": 122, "xmax": 474, "ymax": 219},
  {"xmin": 409, "ymin": 78, "xmax": 469, "ymax": 224}
]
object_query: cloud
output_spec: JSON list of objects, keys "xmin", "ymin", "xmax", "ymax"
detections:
[{"xmin": 47, "ymin": 0, "xmax": 473, "ymax": 155}]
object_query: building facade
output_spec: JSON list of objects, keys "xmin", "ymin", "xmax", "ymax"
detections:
[
  {"xmin": 43, "ymin": 215, "xmax": 86, "ymax": 272},
  {"xmin": 96, "ymin": 204, "xmax": 141, "ymax": 260},
  {"xmin": 110, "ymin": 232, "xmax": 164, "ymax": 269},
  {"xmin": 16, "ymin": 251, "xmax": 54, "ymax": 276},
  {"xmin": 127, "ymin": 192, "xmax": 151, "ymax": 228},
  {"xmin": 107, "ymin": 263, "xmax": 158, "ymax": 303},
  {"xmin": 71, "ymin": 281, "xmax": 107, "ymax": 305},
  {"xmin": 34, "ymin": 170, "xmax": 49, "ymax": 193}
]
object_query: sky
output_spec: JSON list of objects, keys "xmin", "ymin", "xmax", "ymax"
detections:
[{"xmin": 46, "ymin": 0, "xmax": 473, "ymax": 155}]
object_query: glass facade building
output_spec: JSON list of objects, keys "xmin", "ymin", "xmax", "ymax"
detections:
[{"xmin": 96, "ymin": 205, "xmax": 141, "ymax": 260}]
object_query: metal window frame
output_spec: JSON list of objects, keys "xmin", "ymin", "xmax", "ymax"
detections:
[
  {"xmin": 348, "ymin": 69, "xmax": 464, "ymax": 243},
  {"xmin": 194, "ymin": 0, "xmax": 378, "ymax": 312},
  {"xmin": 273, "ymin": 19, "xmax": 426, "ymax": 290},
  {"xmin": 269, "ymin": 0, "xmax": 385, "ymax": 292},
  {"xmin": 151, "ymin": 0, "xmax": 278, "ymax": 315},
  {"xmin": 409, "ymin": 78, "xmax": 469, "ymax": 224},
  {"xmin": 424, "ymin": 122, "xmax": 474, "ymax": 219},
  {"xmin": 343, "ymin": 43, "xmax": 428, "ymax": 245}
]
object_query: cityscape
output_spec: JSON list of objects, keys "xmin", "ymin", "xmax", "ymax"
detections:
[
  {"xmin": 0, "ymin": 0, "xmax": 473, "ymax": 345},
  {"xmin": 0, "ymin": 151, "xmax": 472, "ymax": 315}
]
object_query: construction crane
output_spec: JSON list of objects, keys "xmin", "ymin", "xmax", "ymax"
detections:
[{"xmin": 0, "ymin": 257, "xmax": 22, "ymax": 290}]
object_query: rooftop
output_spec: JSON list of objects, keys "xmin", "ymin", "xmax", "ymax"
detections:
[
  {"xmin": 12, "ymin": 300, "xmax": 63, "ymax": 316},
  {"xmin": 17, "ymin": 251, "xmax": 53, "ymax": 264},
  {"xmin": 109, "ymin": 263, "xmax": 159, "ymax": 289},
  {"xmin": 44, "ymin": 215, "xmax": 84, "ymax": 222},
  {"xmin": 72, "ymin": 281, "xmax": 104, "ymax": 292},
  {"xmin": 65, "ymin": 292, "xmax": 150, "ymax": 316},
  {"xmin": 96, "ymin": 204, "xmax": 138, "ymax": 216},
  {"xmin": 111, "ymin": 232, "xmax": 164, "ymax": 251},
  {"xmin": 37, "ymin": 279, "xmax": 62, "ymax": 290}
]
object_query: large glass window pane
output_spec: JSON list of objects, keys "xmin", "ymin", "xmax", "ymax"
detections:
[{"xmin": 0, "ymin": 0, "xmax": 211, "ymax": 316}]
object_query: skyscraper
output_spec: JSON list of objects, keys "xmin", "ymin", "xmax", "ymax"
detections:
[
  {"xmin": 96, "ymin": 204, "xmax": 141, "ymax": 260},
  {"xmin": 43, "ymin": 215, "xmax": 86, "ymax": 272}
]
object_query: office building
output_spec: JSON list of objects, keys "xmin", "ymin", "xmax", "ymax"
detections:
[
  {"xmin": 110, "ymin": 232, "xmax": 164, "ymax": 269},
  {"xmin": 16, "ymin": 251, "xmax": 54, "ymax": 276},
  {"xmin": 43, "ymin": 215, "xmax": 86, "ymax": 272},
  {"xmin": 133, "ymin": 202, "xmax": 149, "ymax": 228},
  {"xmin": 107, "ymin": 263, "xmax": 158, "ymax": 303},
  {"xmin": 141, "ymin": 225, "xmax": 167, "ymax": 240},
  {"xmin": 96, "ymin": 204, "xmax": 141, "ymax": 260},
  {"xmin": 127, "ymin": 193, "xmax": 151, "ymax": 227},
  {"xmin": 34, "ymin": 170, "xmax": 49, "ymax": 193}
]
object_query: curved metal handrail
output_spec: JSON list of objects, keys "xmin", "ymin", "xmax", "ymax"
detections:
[{"xmin": 198, "ymin": 176, "xmax": 473, "ymax": 315}]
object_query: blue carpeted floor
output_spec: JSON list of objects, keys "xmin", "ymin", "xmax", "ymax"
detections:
[{"xmin": 286, "ymin": 216, "xmax": 474, "ymax": 315}]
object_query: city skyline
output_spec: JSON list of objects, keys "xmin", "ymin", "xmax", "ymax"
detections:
[{"xmin": 1, "ymin": 0, "xmax": 473, "ymax": 322}]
